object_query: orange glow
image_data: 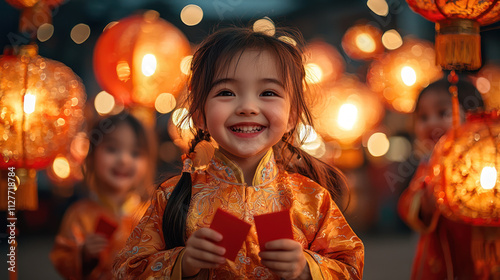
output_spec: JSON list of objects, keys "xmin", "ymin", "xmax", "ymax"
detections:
[
  {"xmin": 429, "ymin": 112, "xmax": 500, "ymax": 226},
  {"xmin": 304, "ymin": 40, "xmax": 344, "ymax": 85},
  {"xmin": 474, "ymin": 64, "xmax": 500, "ymax": 111},
  {"xmin": 367, "ymin": 38, "xmax": 442, "ymax": 113},
  {"xmin": 313, "ymin": 75, "xmax": 384, "ymax": 145},
  {"xmin": 342, "ymin": 24, "xmax": 383, "ymax": 60}
]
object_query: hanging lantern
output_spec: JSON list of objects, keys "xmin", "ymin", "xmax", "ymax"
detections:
[
  {"xmin": 474, "ymin": 64, "xmax": 500, "ymax": 111},
  {"xmin": 93, "ymin": 11, "xmax": 191, "ymax": 108},
  {"xmin": 367, "ymin": 38, "xmax": 443, "ymax": 113},
  {"xmin": 429, "ymin": 111, "xmax": 500, "ymax": 226},
  {"xmin": 304, "ymin": 40, "xmax": 344, "ymax": 86},
  {"xmin": 0, "ymin": 45, "xmax": 86, "ymax": 210},
  {"xmin": 341, "ymin": 23, "xmax": 384, "ymax": 60},
  {"xmin": 313, "ymin": 75, "xmax": 384, "ymax": 146},
  {"xmin": 405, "ymin": 0, "xmax": 500, "ymax": 70},
  {"xmin": 6, "ymin": 0, "xmax": 64, "ymax": 35}
]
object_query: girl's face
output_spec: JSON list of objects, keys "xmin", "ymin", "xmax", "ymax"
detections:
[
  {"xmin": 202, "ymin": 49, "xmax": 294, "ymax": 165},
  {"xmin": 93, "ymin": 123, "xmax": 148, "ymax": 193},
  {"xmin": 414, "ymin": 89, "xmax": 453, "ymax": 147}
]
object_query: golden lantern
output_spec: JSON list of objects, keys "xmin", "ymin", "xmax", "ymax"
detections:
[
  {"xmin": 93, "ymin": 11, "xmax": 191, "ymax": 108},
  {"xmin": 313, "ymin": 75, "xmax": 384, "ymax": 146},
  {"xmin": 341, "ymin": 23, "xmax": 384, "ymax": 60},
  {"xmin": 406, "ymin": 0, "xmax": 500, "ymax": 70},
  {"xmin": 304, "ymin": 40, "xmax": 345, "ymax": 86},
  {"xmin": 367, "ymin": 38, "xmax": 443, "ymax": 113},
  {"xmin": 0, "ymin": 45, "xmax": 86, "ymax": 210},
  {"xmin": 474, "ymin": 64, "xmax": 500, "ymax": 111},
  {"xmin": 430, "ymin": 111, "xmax": 500, "ymax": 226}
]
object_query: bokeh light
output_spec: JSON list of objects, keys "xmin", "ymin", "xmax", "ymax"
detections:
[
  {"xmin": 52, "ymin": 156, "xmax": 71, "ymax": 179},
  {"xmin": 253, "ymin": 17, "xmax": 275, "ymax": 36},
  {"xmin": 367, "ymin": 0, "xmax": 389, "ymax": 16},
  {"xmin": 367, "ymin": 132, "xmax": 390, "ymax": 157},
  {"xmin": 382, "ymin": 29, "xmax": 403, "ymax": 50},
  {"xmin": 70, "ymin": 23, "xmax": 91, "ymax": 44},
  {"xmin": 37, "ymin": 23, "xmax": 54, "ymax": 42},
  {"xmin": 155, "ymin": 93, "xmax": 176, "ymax": 114},
  {"xmin": 180, "ymin": 4, "xmax": 203, "ymax": 26},
  {"xmin": 94, "ymin": 91, "xmax": 115, "ymax": 115}
]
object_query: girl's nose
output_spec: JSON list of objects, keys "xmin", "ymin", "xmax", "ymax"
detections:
[
  {"xmin": 236, "ymin": 95, "xmax": 259, "ymax": 115},
  {"xmin": 118, "ymin": 151, "xmax": 133, "ymax": 165}
]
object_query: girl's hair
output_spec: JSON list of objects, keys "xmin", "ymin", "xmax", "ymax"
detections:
[
  {"xmin": 84, "ymin": 112, "xmax": 156, "ymax": 201},
  {"xmin": 415, "ymin": 76, "xmax": 484, "ymax": 113},
  {"xmin": 163, "ymin": 26, "xmax": 349, "ymax": 250}
]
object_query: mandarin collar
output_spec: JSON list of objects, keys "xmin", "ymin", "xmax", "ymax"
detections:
[{"xmin": 206, "ymin": 149, "xmax": 278, "ymax": 186}]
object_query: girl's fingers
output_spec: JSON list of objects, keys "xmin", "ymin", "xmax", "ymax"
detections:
[
  {"xmin": 264, "ymin": 239, "xmax": 301, "ymax": 251},
  {"xmin": 185, "ymin": 247, "xmax": 226, "ymax": 264},
  {"xmin": 259, "ymin": 251, "xmax": 298, "ymax": 262},
  {"xmin": 193, "ymin": 228, "xmax": 223, "ymax": 242},
  {"xmin": 187, "ymin": 230, "xmax": 225, "ymax": 256}
]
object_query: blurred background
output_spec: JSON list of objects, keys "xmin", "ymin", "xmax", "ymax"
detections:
[{"xmin": 1, "ymin": 0, "xmax": 500, "ymax": 279}]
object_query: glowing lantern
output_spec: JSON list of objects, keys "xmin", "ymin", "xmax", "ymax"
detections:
[
  {"xmin": 93, "ymin": 11, "xmax": 191, "ymax": 107},
  {"xmin": 367, "ymin": 38, "xmax": 443, "ymax": 113},
  {"xmin": 474, "ymin": 64, "xmax": 500, "ymax": 111},
  {"xmin": 304, "ymin": 40, "xmax": 344, "ymax": 85},
  {"xmin": 0, "ymin": 45, "xmax": 86, "ymax": 209},
  {"xmin": 168, "ymin": 108, "xmax": 195, "ymax": 153},
  {"xmin": 313, "ymin": 75, "xmax": 384, "ymax": 146},
  {"xmin": 6, "ymin": 0, "xmax": 64, "ymax": 35},
  {"xmin": 430, "ymin": 111, "xmax": 500, "ymax": 226},
  {"xmin": 406, "ymin": 0, "xmax": 500, "ymax": 70},
  {"xmin": 341, "ymin": 23, "xmax": 384, "ymax": 60}
]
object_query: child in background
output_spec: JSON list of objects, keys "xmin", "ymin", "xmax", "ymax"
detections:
[
  {"xmin": 50, "ymin": 113, "xmax": 156, "ymax": 280},
  {"xmin": 398, "ymin": 77, "xmax": 490, "ymax": 280},
  {"xmin": 114, "ymin": 27, "xmax": 364, "ymax": 280}
]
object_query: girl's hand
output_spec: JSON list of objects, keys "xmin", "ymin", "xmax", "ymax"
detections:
[
  {"xmin": 259, "ymin": 239, "xmax": 310, "ymax": 280},
  {"xmin": 82, "ymin": 234, "xmax": 109, "ymax": 260},
  {"xmin": 182, "ymin": 228, "xmax": 226, "ymax": 277}
]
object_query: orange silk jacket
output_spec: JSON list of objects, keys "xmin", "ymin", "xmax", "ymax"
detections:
[
  {"xmin": 114, "ymin": 149, "xmax": 364, "ymax": 279},
  {"xmin": 50, "ymin": 195, "xmax": 148, "ymax": 280}
]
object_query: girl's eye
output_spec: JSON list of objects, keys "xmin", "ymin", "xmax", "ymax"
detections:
[
  {"xmin": 105, "ymin": 146, "xmax": 118, "ymax": 153},
  {"xmin": 216, "ymin": 90, "xmax": 234, "ymax": 97},
  {"xmin": 261, "ymin": 91, "xmax": 278, "ymax": 97},
  {"xmin": 418, "ymin": 114, "xmax": 428, "ymax": 122}
]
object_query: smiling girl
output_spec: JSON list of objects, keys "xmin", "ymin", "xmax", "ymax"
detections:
[
  {"xmin": 114, "ymin": 27, "xmax": 364, "ymax": 280},
  {"xmin": 50, "ymin": 113, "xmax": 155, "ymax": 280}
]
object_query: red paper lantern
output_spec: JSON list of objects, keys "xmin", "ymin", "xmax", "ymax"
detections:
[
  {"xmin": 430, "ymin": 111, "xmax": 500, "ymax": 226},
  {"xmin": 406, "ymin": 0, "xmax": 500, "ymax": 70},
  {"xmin": 93, "ymin": 11, "xmax": 191, "ymax": 107}
]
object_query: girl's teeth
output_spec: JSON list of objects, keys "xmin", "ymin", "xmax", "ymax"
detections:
[{"xmin": 231, "ymin": 126, "xmax": 263, "ymax": 133}]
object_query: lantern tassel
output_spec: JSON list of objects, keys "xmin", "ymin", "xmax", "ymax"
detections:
[
  {"xmin": 472, "ymin": 227, "xmax": 500, "ymax": 279},
  {"xmin": 0, "ymin": 168, "xmax": 38, "ymax": 211},
  {"xmin": 436, "ymin": 20, "xmax": 481, "ymax": 71}
]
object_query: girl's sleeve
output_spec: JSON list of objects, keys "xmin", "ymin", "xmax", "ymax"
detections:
[
  {"xmin": 397, "ymin": 164, "xmax": 439, "ymax": 233},
  {"xmin": 113, "ymin": 177, "xmax": 186, "ymax": 280},
  {"xmin": 301, "ymin": 188, "xmax": 364, "ymax": 280},
  {"xmin": 50, "ymin": 203, "xmax": 87, "ymax": 280}
]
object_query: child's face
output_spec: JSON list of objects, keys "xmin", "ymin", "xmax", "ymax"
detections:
[
  {"xmin": 414, "ymin": 89, "xmax": 453, "ymax": 146},
  {"xmin": 93, "ymin": 123, "xmax": 148, "ymax": 193},
  {"xmin": 202, "ymin": 49, "xmax": 293, "ymax": 163}
]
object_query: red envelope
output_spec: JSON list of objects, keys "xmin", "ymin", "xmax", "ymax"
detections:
[
  {"xmin": 254, "ymin": 210, "xmax": 294, "ymax": 251},
  {"xmin": 95, "ymin": 215, "xmax": 118, "ymax": 239},
  {"xmin": 209, "ymin": 208, "xmax": 251, "ymax": 261}
]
